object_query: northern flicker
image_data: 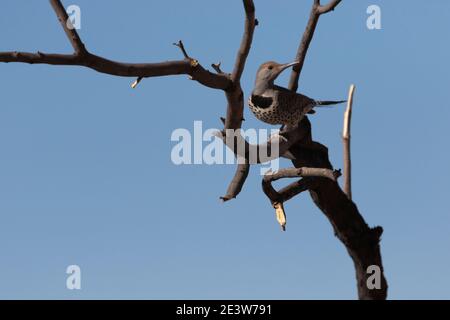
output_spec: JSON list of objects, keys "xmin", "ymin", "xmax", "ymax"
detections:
[{"xmin": 249, "ymin": 61, "xmax": 345, "ymax": 127}]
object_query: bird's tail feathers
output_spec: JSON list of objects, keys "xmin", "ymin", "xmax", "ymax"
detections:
[{"xmin": 314, "ymin": 100, "xmax": 346, "ymax": 107}]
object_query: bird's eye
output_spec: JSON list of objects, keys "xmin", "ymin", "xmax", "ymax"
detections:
[{"xmin": 268, "ymin": 66, "xmax": 273, "ymax": 70}]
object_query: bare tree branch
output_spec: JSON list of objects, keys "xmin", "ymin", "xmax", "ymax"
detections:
[
  {"xmin": 0, "ymin": 2, "xmax": 231, "ymax": 90},
  {"xmin": 231, "ymin": 0, "xmax": 256, "ymax": 83},
  {"xmin": 307, "ymin": 176, "xmax": 387, "ymax": 300},
  {"xmin": 220, "ymin": 0, "xmax": 256, "ymax": 200},
  {"xmin": 49, "ymin": 0, "xmax": 87, "ymax": 55},
  {"xmin": 288, "ymin": 0, "xmax": 342, "ymax": 92},
  {"xmin": 262, "ymin": 169, "xmax": 339, "ymax": 205},
  {"xmin": 265, "ymin": 167, "xmax": 340, "ymax": 183},
  {"xmin": 276, "ymin": 179, "xmax": 310, "ymax": 203},
  {"xmin": 173, "ymin": 40, "xmax": 191, "ymax": 59},
  {"xmin": 212, "ymin": 62, "xmax": 224, "ymax": 74},
  {"xmin": 284, "ymin": 0, "xmax": 387, "ymax": 299},
  {"xmin": 215, "ymin": 122, "xmax": 310, "ymax": 164},
  {"xmin": 0, "ymin": 0, "xmax": 254, "ymax": 199},
  {"xmin": 317, "ymin": 0, "xmax": 342, "ymax": 14},
  {"xmin": 343, "ymin": 84, "xmax": 356, "ymax": 199},
  {"xmin": 220, "ymin": 164, "xmax": 250, "ymax": 202},
  {"xmin": 262, "ymin": 168, "xmax": 339, "ymax": 231},
  {"xmin": 0, "ymin": 51, "xmax": 231, "ymax": 89}
]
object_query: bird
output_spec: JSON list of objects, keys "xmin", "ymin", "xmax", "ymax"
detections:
[{"xmin": 249, "ymin": 61, "xmax": 345, "ymax": 128}]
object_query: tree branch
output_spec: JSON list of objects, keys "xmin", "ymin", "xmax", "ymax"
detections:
[
  {"xmin": 284, "ymin": 0, "xmax": 387, "ymax": 299},
  {"xmin": 220, "ymin": 164, "xmax": 250, "ymax": 202},
  {"xmin": 212, "ymin": 62, "xmax": 224, "ymax": 74},
  {"xmin": 276, "ymin": 179, "xmax": 310, "ymax": 203},
  {"xmin": 262, "ymin": 168, "xmax": 339, "ymax": 206},
  {"xmin": 317, "ymin": 0, "xmax": 342, "ymax": 14},
  {"xmin": 215, "ymin": 122, "xmax": 310, "ymax": 164},
  {"xmin": 0, "ymin": 0, "xmax": 254, "ymax": 199},
  {"xmin": 343, "ymin": 84, "xmax": 355, "ymax": 199},
  {"xmin": 231, "ymin": 0, "xmax": 256, "ymax": 83},
  {"xmin": 266, "ymin": 167, "xmax": 340, "ymax": 183},
  {"xmin": 0, "ymin": 2, "xmax": 231, "ymax": 90},
  {"xmin": 220, "ymin": 0, "xmax": 256, "ymax": 200},
  {"xmin": 49, "ymin": 0, "xmax": 87, "ymax": 55},
  {"xmin": 0, "ymin": 51, "xmax": 230, "ymax": 89},
  {"xmin": 261, "ymin": 168, "xmax": 338, "ymax": 231},
  {"xmin": 288, "ymin": 0, "xmax": 342, "ymax": 92}
]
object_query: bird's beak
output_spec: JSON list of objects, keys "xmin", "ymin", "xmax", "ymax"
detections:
[
  {"xmin": 281, "ymin": 61, "xmax": 300, "ymax": 70},
  {"xmin": 273, "ymin": 61, "xmax": 300, "ymax": 79}
]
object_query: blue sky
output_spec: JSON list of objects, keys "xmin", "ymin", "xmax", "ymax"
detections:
[{"xmin": 0, "ymin": 0, "xmax": 449, "ymax": 299}]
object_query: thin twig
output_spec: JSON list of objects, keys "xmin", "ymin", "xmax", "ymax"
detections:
[
  {"xmin": 343, "ymin": 84, "xmax": 355, "ymax": 199},
  {"xmin": 212, "ymin": 62, "xmax": 224, "ymax": 74},
  {"xmin": 173, "ymin": 40, "xmax": 190, "ymax": 59},
  {"xmin": 49, "ymin": 0, "xmax": 87, "ymax": 55},
  {"xmin": 317, "ymin": 0, "xmax": 342, "ymax": 14}
]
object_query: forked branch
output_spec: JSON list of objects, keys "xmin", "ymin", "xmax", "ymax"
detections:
[
  {"xmin": 0, "ymin": 0, "xmax": 231, "ymax": 90},
  {"xmin": 262, "ymin": 168, "xmax": 340, "ymax": 205}
]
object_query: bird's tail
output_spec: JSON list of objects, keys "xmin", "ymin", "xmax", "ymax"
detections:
[{"xmin": 314, "ymin": 100, "xmax": 346, "ymax": 106}]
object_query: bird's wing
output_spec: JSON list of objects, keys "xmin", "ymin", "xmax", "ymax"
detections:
[{"xmin": 274, "ymin": 86, "xmax": 315, "ymax": 112}]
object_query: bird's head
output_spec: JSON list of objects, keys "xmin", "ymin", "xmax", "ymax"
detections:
[{"xmin": 253, "ymin": 61, "xmax": 299, "ymax": 95}]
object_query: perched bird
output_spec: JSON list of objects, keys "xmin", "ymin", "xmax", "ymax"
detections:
[{"xmin": 249, "ymin": 61, "xmax": 345, "ymax": 127}]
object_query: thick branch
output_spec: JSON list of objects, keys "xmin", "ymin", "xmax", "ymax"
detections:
[
  {"xmin": 289, "ymin": 137, "xmax": 387, "ymax": 299},
  {"xmin": 215, "ymin": 123, "xmax": 309, "ymax": 164},
  {"xmin": 307, "ymin": 176, "xmax": 387, "ymax": 300},
  {"xmin": 285, "ymin": 0, "xmax": 387, "ymax": 299},
  {"xmin": 343, "ymin": 84, "xmax": 355, "ymax": 199},
  {"xmin": 217, "ymin": 110, "xmax": 308, "ymax": 201}
]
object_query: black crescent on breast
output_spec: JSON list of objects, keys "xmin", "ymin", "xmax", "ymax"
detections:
[{"xmin": 250, "ymin": 94, "xmax": 273, "ymax": 109}]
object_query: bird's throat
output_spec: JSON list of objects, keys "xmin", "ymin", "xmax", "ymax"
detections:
[{"xmin": 252, "ymin": 80, "xmax": 273, "ymax": 96}]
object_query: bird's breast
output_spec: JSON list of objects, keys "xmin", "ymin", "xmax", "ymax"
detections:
[{"xmin": 248, "ymin": 95, "xmax": 280, "ymax": 125}]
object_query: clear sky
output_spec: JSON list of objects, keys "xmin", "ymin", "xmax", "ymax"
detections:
[{"xmin": 1, "ymin": 0, "xmax": 449, "ymax": 299}]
